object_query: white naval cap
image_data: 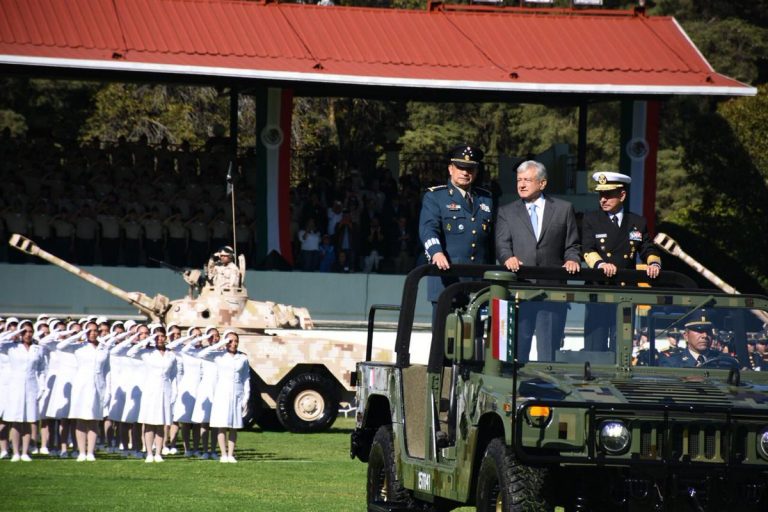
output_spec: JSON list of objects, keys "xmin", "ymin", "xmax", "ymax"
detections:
[
  {"xmin": 593, "ymin": 171, "xmax": 631, "ymax": 191},
  {"xmin": 221, "ymin": 329, "xmax": 238, "ymax": 340}
]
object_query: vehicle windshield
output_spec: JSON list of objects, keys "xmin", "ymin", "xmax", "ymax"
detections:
[
  {"xmin": 490, "ymin": 298, "xmax": 767, "ymax": 368},
  {"xmin": 631, "ymin": 303, "xmax": 765, "ymax": 369}
]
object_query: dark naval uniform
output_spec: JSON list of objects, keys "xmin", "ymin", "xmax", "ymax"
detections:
[
  {"xmin": 582, "ymin": 210, "xmax": 660, "ymax": 272},
  {"xmin": 419, "ymin": 181, "xmax": 494, "ymax": 302},
  {"xmin": 582, "ymin": 210, "xmax": 661, "ymax": 352}
]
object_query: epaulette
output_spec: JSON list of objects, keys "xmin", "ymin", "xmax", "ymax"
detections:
[{"xmin": 426, "ymin": 185, "xmax": 448, "ymax": 192}]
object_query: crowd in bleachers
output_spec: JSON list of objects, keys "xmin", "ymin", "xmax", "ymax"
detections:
[{"xmin": 0, "ymin": 127, "xmax": 475, "ymax": 273}]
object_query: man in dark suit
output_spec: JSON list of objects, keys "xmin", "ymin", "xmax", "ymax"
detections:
[
  {"xmin": 581, "ymin": 172, "xmax": 661, "ymax": 351},
  {"xmin": 661, "ymin": 319, "xmax": 724, "ymax": 367},
  {"xmin": 419, "ymin": 145, "xmax": 494, "ymax": 311},
  {"xmin": 495, "ymin": 160, "xmax": 581, "ymax": 362}
]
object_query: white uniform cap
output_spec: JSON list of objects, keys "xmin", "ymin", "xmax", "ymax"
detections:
[
  {"xmin": 96, "ymin": 316, "xmax": 108, "ymax": 325},
  {"xmin": 37, "ymin": 313, "xmax": 49, "ymax": 322},
  {"xmin": 110, "ymin": 320, "xmax": 124, "ymax": 334},
  {"xmin": 18, "ymin": 319, "xmax": 33, "ymax": 329},
  {"xmin": 222, "ymin": 329, "xmax": 238, "ymax": 340},
  {"xmin": 187, "ymin": 326, "xmax": 200, "ymax": 337},
  {"xmin": 5, "ymin": 316, "xmax": 19, "ymax": 326},
  {"xmin": 49, "ymin": 319, "xmax": 62, "ymax": 330},
  {"xmin": 205, "ymin": 326, "xmax": 218, "ymax": 335},
  {"xmin": 123, "ymin": 320, "xmax": 136, "ymax": 331},
  {"xmin": 593, "ymin": 171, "xmax": 631, "ymax": 191}
]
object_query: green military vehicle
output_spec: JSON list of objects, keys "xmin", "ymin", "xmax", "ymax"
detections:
[{"xmin": 350, "ymin": 264, "xmax": 768, "ymax": 511}]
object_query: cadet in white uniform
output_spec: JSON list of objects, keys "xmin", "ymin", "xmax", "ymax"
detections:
[
  {"xmin": 39, "ymin": 320, "xmax": 78, "ymax": 457},
  {"xmin": 171, "ymin": 327, "xmax": 206, "ymax": 456},
  {"xmin": 191, "ymin": 327, "xmax": 219, "ymax": 459},
  {"xmin": 56, "ymin": 322, "xmax": 111, "ymax": 461},
  {"xmin": 127, "ymin": 326, "xmax": 177, "ymax": 463},
  {"xmin": 1, "ymin": 320, "xmax": 46, "ymax": 461},
  {"xmin": 197, "ymin": 330, "xmax": 250, "ymax": 463},
  {"xmin": 119, "ymin": 324, "xmax": 150, "ymax": 457},
  {"xmin": 0, "ymin": 317, "xmax": 19, "ymax": 459}
]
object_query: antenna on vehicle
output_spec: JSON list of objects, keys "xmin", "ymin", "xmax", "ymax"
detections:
[{"xmin": 227, "ymin": 161, "xmax": 238, "ymax": 262}]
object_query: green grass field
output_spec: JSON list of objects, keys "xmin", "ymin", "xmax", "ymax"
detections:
[{"xmin": 1, "ymin": 418, "xmax": 367, "ymax": 512}]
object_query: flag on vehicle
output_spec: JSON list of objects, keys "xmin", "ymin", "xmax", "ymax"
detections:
[{"xmin": 491, "ymin": 298, "xmax": 513, "ymax": 362}]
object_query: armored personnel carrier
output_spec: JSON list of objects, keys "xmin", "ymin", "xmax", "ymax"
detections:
[
  {"xmin": 9, "ymin": 233, "xmax": 392, "ymax": 433},
  {"xmin": 351, "ymin": 264, "xmax": 768, "ymax": 511}
]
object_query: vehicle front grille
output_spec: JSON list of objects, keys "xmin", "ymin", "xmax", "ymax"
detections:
[
  {"xmin": 612, "ymin": 380, "xmax": 731, "ymax": 406},
  {"xmin": 630, "ymin": 419, "xmax": 749, "ymax": 464}
]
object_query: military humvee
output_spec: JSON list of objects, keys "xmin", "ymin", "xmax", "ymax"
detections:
[{"xmin": 350, "ymin": 264, "xmax": 768, "ymax": 511}]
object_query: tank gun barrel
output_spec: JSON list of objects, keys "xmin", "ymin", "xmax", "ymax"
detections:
[
  {"xmin": 8, "ymin": 234, "xmax": 169, "ymax": 322},
  {"xmin": 654, "ymin": 232, "xmax": 768, "ymax": 325}
]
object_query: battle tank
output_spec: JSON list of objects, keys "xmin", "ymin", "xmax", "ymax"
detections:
[{"xmin": 9, "ymin": 233, "xmax": 393, "ymax": 433}]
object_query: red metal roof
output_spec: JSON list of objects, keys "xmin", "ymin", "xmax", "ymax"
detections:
[{"xmin": 0, "ymin": 0, "xmax": 754, "ymax": 96}]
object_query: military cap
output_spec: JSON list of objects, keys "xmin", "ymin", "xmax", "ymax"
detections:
[
  {"xmin": 449, "ymin": 144, "xmax": 484, "ymax": 170},
  {"xmin": 216, "ymin": 246, "xmax": 235, "ymax": 257},
  {"xmin": 5, "ymin": 316, "xmax": 19, "ymax": 326},
  {"xmin": 684, "ymin": 318, "xmax": 713, "ymax": 331},
  {"xmin": 593, "ymin": 171, "xmax": 631, "ymax": 191}
]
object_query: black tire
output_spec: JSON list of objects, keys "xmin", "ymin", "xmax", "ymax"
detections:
[
  {"xmin": 367, "ymin": 425, "xmax": 414, "ymax": 510},
  {"xmin": 476, "ymin": 438, "xmax": 552, "ymax": 512},
  {"xmin": 276, "ymin": 372, "xmax": 340, "ymax": 433}
]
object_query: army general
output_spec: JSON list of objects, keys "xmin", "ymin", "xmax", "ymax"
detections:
[{"xmin": 418, "ymin": 145, "xmax": 494, "ymax": 307}]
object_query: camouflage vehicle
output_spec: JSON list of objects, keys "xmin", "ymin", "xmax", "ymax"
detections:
[
  {"xmin": 350, "ymin": 264, "xmax": 768, "ymax": 511},
  {"xmin": 10, "ymin": 233, "xmax": 391, "ymax": 433}
]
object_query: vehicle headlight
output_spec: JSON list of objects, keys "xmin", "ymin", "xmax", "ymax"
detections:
[
  {"xmin": 757, "ymin": 429, "xmax": 768, "ymax": 460},
  {"xmin": 599, "ymin": 420, "xmax": 631, "ymax": 455},
  {"xmin": 524, "ymin": 405, "xmax": 552, "ymax": 428}
]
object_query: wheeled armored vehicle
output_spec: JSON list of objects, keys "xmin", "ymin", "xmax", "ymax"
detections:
[{"xmin": 10, "ymin": 233, "xmax": 392, "ymax": 433}]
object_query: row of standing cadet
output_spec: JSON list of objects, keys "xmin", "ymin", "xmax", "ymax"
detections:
[{"xmin": 0, "ymin": 315, "xmax": 250, "ymax": 463}]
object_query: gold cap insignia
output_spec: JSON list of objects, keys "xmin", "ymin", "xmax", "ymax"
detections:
[{"xmin": 598, "ymin": 174, "xmax": 607, "ymax": 185}]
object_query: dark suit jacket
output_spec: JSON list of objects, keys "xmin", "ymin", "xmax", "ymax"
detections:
[
  {"xmin": 495, "ymin": 195, "xmax": 580, "ymax": 268},
  {"xmin": 581, "ymin": 210, "xmax": 660, "ymax": 269}
]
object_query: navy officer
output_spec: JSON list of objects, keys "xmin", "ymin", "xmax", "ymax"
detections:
[
  {"xmin": 419, "ymin": 144, "xmax": 494, "ymax": 309},
  {"xmin": 582, "ymin": 172, "xmax": 661, "ymax": 351}
]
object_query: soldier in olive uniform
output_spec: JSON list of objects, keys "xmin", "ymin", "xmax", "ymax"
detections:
[
  {"xmin": 419, "ymin": 145, "xmax": 494, "ymax": 310},
  {"xmin": 582, "ymin": 172, "xmax": 661, "ymax": 352}
]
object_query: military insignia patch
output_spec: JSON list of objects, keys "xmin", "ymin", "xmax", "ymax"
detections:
[
  {"xmin": 479, "ymin": 203, "xmax": 490, "ymax": 212},
  {"xmin": 595, "ymin": 233, "xmax": 607, "ymax": 238},
  {"xmin": 447, "ymin": 203, "xmax": 461, "ymax": 211},
  {"xmin": 629, "ymin": 230, "xmax": 642, "ymax": 241},
  {"xmin": 446, "ymin": 223, "xmax": 452, "ymax": 231}
]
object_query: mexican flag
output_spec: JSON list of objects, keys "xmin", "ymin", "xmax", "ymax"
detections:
[
  {"xmin": 254, "ymin": 87, "xmax": 294, "ymax": 265},
  {"xmin": 491, "ymin": 298, "xmax": 513, "ymax": 362}
]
